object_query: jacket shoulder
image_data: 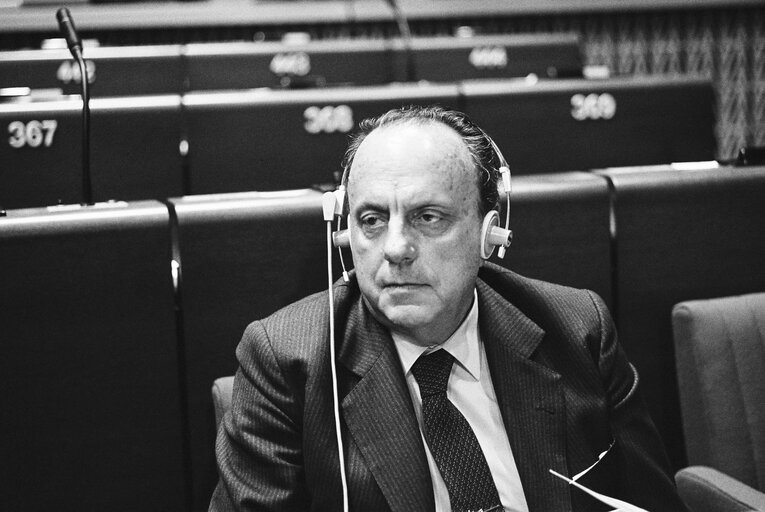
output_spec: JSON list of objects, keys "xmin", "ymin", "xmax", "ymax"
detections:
[
  {"xmin": 478, "ymin": 263, "xmax": 610, "ymax": 357},
  {"xmin": 240, "ymin": 280, "xmax": 357, "ymax": 359},
  {"xmin": 479, "ymin": 263, "xmax": 604, "ymax": 320}
]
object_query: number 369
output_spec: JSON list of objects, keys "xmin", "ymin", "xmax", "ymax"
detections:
[{"xmin": 570, "ymin": 93, "xmax": 616, "ymax": 121}]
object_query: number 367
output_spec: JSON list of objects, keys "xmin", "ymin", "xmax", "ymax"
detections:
[{"xmin": 7, "ymin": 120, "xmax": 58, "ymax": 149}]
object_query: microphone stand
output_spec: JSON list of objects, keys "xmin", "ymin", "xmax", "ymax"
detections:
[
  {"xmin": 56, "ymin": 8, "xmax": 93, "ymax": 205},
  {"xmin": 385, "ymin": 0, "xmax": 415, "ymax": 82},
  {"xmin": 76, "ymin": 54, "xmax": 91, "ymax": 205}
]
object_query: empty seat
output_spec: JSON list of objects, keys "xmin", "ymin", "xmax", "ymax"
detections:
[
  {"xmin": 0, "ymin": 94, "xmax": 184, "ymax": 209},
  {"xmin": 0, "ymin": 45, "xmax": 184, "ymax": 97},
  {"xmin": 0, "ymin": 200, "xmax": 187, "ymax": 512},
  {"xmin": 462, "ymin": 76, "xmax": 715, "ymax": 173},
  {"xmin": 182, "ymin": 82, "xmax": 459, "ymax": 194},
  {"xmin": 212, "ymin": 375, "xmax": 235, "ymax": 427},
  {"xmin": 406, "ymin": 33, "xmax": 582, "ymax": 82},
  {"xmin": 491, "ymin": 171, "xmax": 612, "ymax": 307},
  {"xmin": 673, "ymin": 293, "xmax": 765, "ymax": 491},
  {"xmin": 184, "ymin": 39, "xmax": 397, "ymax": 90},
  {"xmin": 169, "ymin": 189, "xmax": 334, "ymax": 511},
  {"xmin": 183, "ymin": 33, "xmax": 581, "ymax": 91},
  {"xmin": 675, "ymin": 466, "xmax": 765, "ymax": 512},
  {"xmin": 599, "ymin": 164, "xmax": 765, "ymax": 471}
]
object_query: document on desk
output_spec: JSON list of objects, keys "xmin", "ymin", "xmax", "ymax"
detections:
[{"xmin": 549, "ymin": 469, "xmax": 649, "ymax": 512}]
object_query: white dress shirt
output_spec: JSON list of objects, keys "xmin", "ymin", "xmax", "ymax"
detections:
[{"xmin": 391, "ymin": 290, "xmax": 529, "ymax": 512}]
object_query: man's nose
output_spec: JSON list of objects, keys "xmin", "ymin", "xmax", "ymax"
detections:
[{"xmin": 383, "ymin": 219, "xmax": 416, "ymax": 265}]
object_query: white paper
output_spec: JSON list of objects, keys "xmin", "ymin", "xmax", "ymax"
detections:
[{"xmin": 549, "ymin": 469, "xmax": 649, "ymax": 512}]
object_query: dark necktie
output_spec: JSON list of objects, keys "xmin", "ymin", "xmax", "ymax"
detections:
[{"xmin": 411, "ymin": 349, "xmax": 502, "ymax": 512}]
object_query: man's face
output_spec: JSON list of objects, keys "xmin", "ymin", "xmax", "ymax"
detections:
[{"xmin": 347, "ymin": 122, "xmax": 484, "ymax": 346}]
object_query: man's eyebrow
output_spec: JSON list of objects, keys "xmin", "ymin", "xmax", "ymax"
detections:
[
  {"xmin": 353, "ymin": 195, "xmax": 458, "ymax": 211},
  {"xmin": 352, "ymin": 200, "xmax": 388, "ymax": 213}
]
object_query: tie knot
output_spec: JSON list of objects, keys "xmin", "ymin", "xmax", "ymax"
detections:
[{"xmin": 411, "ymin": 349, "xmax": 454, "ymax": 397}]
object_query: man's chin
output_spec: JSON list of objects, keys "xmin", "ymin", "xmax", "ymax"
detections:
[{"xmin": 377, "ymin": 303, "xmax": 433, "ymax": 332}]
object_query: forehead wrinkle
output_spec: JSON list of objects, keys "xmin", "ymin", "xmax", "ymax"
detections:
[{"xmin": 353, "ymin": 182, "xmax": 456, "ymax": 217}]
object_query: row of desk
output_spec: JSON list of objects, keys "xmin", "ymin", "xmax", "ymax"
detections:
[
  {"xmin": 1, "ymin": 75, "xmax": 715, "ymax": 209},
  {"xmin": 1, "ymin": 34, "xmax": 583, "ymax": 95},
  {"xmin": 1, "ymin": 164, "xmax": 763, "ymax": 511}
]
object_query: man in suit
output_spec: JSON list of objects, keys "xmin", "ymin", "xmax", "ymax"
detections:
[{"xmin": 209, "ymin": 106, "xmax": 687, "ymax": 512}]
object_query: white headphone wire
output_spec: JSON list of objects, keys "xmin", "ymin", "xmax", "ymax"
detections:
[{"xmin": 325, "ymin": 218, "xmax": 350, "ymax": 512}]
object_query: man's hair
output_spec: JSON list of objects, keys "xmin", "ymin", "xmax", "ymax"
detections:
[{"xmin": 341, "ymin": 105, "xmax": 502, "ymax": 215}]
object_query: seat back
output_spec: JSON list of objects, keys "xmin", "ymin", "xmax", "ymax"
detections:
[
  {"xmin": 676, "ymin": 466, "xmax": 765, "ymax": 512},
  {"xmin": 491, "ymin": 172, "xmax": 612, "ymax": 306},
  {"xmin": 0, "ymin": 95, "xmax": 184, "ymax": 209},
  {"xmin": 0, "ymin": 45, "xmax": 184, "ymax": 97},
  {"xmin": 169, "ymin": 188, "xmax": 334, "ymax": 511},
  {"xmin": 672, "ymin": 293, "xmax": 765, "ymax": 491},
  {"xmin": 0, "ymin": 201, "xmax": 187, "ymax": 512},
  {"xmin": 599, "ymin": 165, "xmax": 765, "ymax": 470},
  {"xmin": 182, "ymin": 83, "xmax": 459, "ymax": 194},
  {"xmin": 212, "ymin": 376, "xmax": 236, "ymax": 427},
  {"xmin": 463, "ymin": 76, "xmax": 715, "ymax": 173}
]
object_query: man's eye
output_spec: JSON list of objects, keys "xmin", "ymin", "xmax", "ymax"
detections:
[
  {"xmin": 361, "ymin": 214, "xmax": 383, "ymax": 227},
  {"xmin": 416, "ymin": 211, "xmax": 443, "ymax": 224}
]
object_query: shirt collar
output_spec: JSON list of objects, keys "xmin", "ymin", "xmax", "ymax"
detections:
[{"xmin": 393, "ymin": 289, "xmax": 481, "ymax": 381}]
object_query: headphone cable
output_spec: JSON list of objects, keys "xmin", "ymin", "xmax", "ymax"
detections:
[{"xmin": 325, "ymin": 209, "xmax": 350, "ymax": 512}]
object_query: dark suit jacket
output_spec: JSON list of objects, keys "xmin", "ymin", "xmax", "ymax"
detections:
[{"xmin": 210, "ymin": 263, "xmax": 687, "ymax": 512}]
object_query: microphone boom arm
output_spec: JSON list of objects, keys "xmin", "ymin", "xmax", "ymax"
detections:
[{"xmin": 56, "ymin": 8, "xmax": 92, "ymax": 205}]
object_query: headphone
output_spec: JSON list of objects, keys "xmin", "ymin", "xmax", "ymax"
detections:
[{"xmin": 322, "ymin": 127, "xmax": 513, "ymax": 273}]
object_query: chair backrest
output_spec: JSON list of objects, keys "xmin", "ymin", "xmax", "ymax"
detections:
[
  {"xmin": 601, "ymin": 165, "xmax": 765, "ymax": 471},
  {"xmin": 169, "ymin": 189, "xmax": 334, "ymax": 512},
  {"xmin": 0, "ymin": 95, "xmax": 184, "ymax": 209},
  {"xmin": 672, "ymin": 293, "xmax": 765, "ymax": 491},
  {"xmin": 212, "ymin": 376, "xmax": 235, "ymax": 427},
  {"xmin": 0, "ymin": 201, "xmax": 187, "ymax": 511},
  {"xmin": 675, "ymin": 466, "xmax": 765, "ymax": 512},
  {"xmin": 491, "ymin": 172, "xmax": 612, "ymax": 307}
]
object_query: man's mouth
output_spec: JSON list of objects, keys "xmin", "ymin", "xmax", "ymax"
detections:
[{"xmin": 382, "ymin": 282, "xmax": 424, "ymax": 289}]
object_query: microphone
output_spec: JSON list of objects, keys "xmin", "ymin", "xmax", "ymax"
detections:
[
  {"xmin": 56, "ymin": 8, "xmax": 82, "ymax": 58},
  {"xmin": 56, "ymin": 8, "xmax": 92, "ymax": 205}
]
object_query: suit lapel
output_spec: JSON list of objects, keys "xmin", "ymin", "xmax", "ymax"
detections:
[
  {"xmin": 477, "ymin": 279, "xmax": 572, "ymax": 512},
  {"xmin": 338, "ymin": 296, "xmax": 434, "ymax": 512}
]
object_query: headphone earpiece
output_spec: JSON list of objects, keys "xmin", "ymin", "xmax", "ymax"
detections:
[
  {"xmin": 328, "ymin": 186, "xmax": 350, "ymax": 250},
  {"xmin": 480, "ymin": 210, "xmax": 513, "ymax": 260},
  {"xmin": 333, "ymin": 227, "xmax": 350, "ymax": 249},
  {"xmin": 323, "ymin": 188, "xmax": 351, "ymax": 280}
]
